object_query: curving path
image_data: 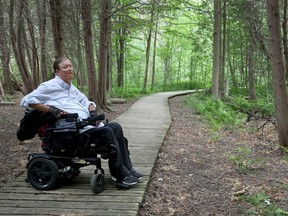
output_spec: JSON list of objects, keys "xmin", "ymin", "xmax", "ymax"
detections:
[{"xmin": 0, "ymin": 90, "xmax": 196, "ymax": 216}]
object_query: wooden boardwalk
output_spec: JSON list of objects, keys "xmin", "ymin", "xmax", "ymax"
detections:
[{"xmin": 0, "ymin": 91, "xmax": 195, "ymax": 216}]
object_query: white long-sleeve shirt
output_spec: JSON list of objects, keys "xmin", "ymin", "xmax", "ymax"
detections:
[{"xmin": 20, "ymin": 75, "xmax": 96, "ymax": 120}]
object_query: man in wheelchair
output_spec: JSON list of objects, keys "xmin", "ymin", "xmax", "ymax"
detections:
[{"xmin": 20, "ymin": 57, "xmax": 142, "ymax": 190}]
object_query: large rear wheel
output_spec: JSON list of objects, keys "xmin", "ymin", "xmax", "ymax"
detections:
[{"xmin": 27, "ymin": 157, "xmax": 59, "ymax": 190}]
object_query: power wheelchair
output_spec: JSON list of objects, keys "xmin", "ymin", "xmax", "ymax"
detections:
[{"xmin": 18, "ymin": 111, "xmax": 116, "ymax": 194}]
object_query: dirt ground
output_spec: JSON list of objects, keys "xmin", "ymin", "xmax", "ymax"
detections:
[
  {"xmin": 0, "ymin": 94, "xmax": 287, "ymax": 215},
  {"xmin": 137, "ymin": 95, "xmax": 288, "ymax": 216}
]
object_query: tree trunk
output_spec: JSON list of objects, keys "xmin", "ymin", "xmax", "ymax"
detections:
[
  {"xmin": 106, "ymin": 17, "xmax": 112, "ymax": 95},
  {"xmin": 9, "ymin": 0, "xmax": 33, "ymax": 94},
  {"xmin": 248, "ymin": 39, "xmax": 256, "ymax": 99},
  {"xmin": 49, "ymin": 0, "xmax": 63, "ymax": 58},
  {"xmin": 220, "ymin": 0, "xmax": 227, "ymax": 97},
  {"xmin": 142, "ymin": 29, "xmax": 152, "ymax": 93},
  {"xmin": 0, "ymin": 0, "xmax": 13, "ymax": 94},
  {"xmin": 282, "ymin": 0, "xmax": 288, "ymax": 78},
  {"xmin": 227, "ymin": 31, "xmax": 237, "ymax": 89},
  {"xmin": 72, "ymin": 0, "xmax": 85, "ymax": 90},
  {"xmin": 267, "ymin": 0, "xmax": 288, "ymax": 147},
  {"xmin": 189, "ymin": 56, "xmax": 194, "ymax": 86},
  {"xmin": 81, "ymin": 0, "xmax": 99, "ymax": 106},
  {"xmin": 151, "ymin": 12, "xmax": 158, "ymax": 91},
  {"xmin": 24, "ymin": 0, "xmax": 39, "ymax": 87},
  {"xmin": 163, "ymin": 57, "xmax": 169, "ymax": 91},
  {"xmin": 98, "ymin": 0, "xmax": 109, "ymax": 108},
  {"xmin": 118, "ymin": 33, "xmax": 125, "ymax": 87},
  {"xmin": 142, "ymin": 0, "xmax": 155, "ymax": 93},
  {"xmin": 36, "ymin": 0, "xmax": 48, "ymax": 82},
  {"xmin": 245, "ymin": 0, "xmax": 270, "ymax": 59},
  {"xmin": 212, "ymin": 0, "xmax": 221, "ymax": 98},
  {"xmin": 116, "ymin": 11, "xmax": 126, "ymax": 88},
  {"xmin": 176, "ymin": 47, "xmax": 183, "ymax": 85}
]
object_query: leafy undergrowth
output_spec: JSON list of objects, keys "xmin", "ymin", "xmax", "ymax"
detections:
[{"xmin": 138, "ymin": 95, "xmax": 288, "ymax": 216}]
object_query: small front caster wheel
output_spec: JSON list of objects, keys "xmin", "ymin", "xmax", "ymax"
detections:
[{"xmin": 90, "ymin": 173, "xmax": 105, "ymax": 193}]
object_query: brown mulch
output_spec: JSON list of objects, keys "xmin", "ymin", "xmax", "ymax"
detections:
[
  {"xmin": 1, "ymin": 94, "xmax": 287, "ymax": 215},
  {"xmin": 137, "ymin": 95, "xmax": 288, "ymax": 216}
]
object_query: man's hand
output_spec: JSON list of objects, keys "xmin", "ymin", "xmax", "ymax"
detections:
[
  {"xmin": 88, "ymin": 104, "xmax": 96, "ymax": 111},
  {"xmin": 48, "ymin": 107, "xmax": 64, "ymax": 118}
]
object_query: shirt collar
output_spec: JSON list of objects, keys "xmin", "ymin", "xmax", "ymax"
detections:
[{"xmin": 55, "ymin": 75, "xmax": 71, "ymax": 90}]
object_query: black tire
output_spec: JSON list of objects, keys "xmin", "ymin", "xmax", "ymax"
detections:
[
  {"xmin": 90, "ymin": 174, "xmax": 105, "ymax": 194},
  {"xmin": 27, "ymin": 158, "xmax": 59, "ymax": 190}
]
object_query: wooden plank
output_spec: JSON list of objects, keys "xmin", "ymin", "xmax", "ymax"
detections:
[
  {"xmin": 0, "ymin": 207, "xmax": 137, "ymax": 216},
  {"xmin": 4, "ymin": 178, "xmax": 148, "ymax": 192},
  {"xmin": 0, "ymin": 200, "xmax": 139, "ymax": 210},
  {"xmin": 0, "ymin": 186, "xmax": 145, "ymax": 196},
  {"xmin": 0, "ymin": 193, "xmax": 143, "ymax": 203}
]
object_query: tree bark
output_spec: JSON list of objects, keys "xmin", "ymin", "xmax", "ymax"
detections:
[
  {"xmin": 0, "ymin": 0, "xmax": 13, "ymax": 94},
  {"xmin": 212, "ymin": 0, "xmax": 221, "ymax": 98},
  {"xmin": 106, "ymin": 0, "xmax": 112, "ymax": 95},
  {"xmin": 142, "ymin": 0, "xmax": 155, "ymax": 93},
  {"xmin": 116, "ymin": 10, "xmax": 126, "ymax": 88},
  {"xmin": 248, "ymin": 38, "xmax": 256, "ymax": 99},
  {"xmin": 151, "ymin": 12, "xmax": 158, "ymax": 91},
  {"xmin": 142, "ymin": 30, "xmax": 152, "ymax": 93},
  {"xmin": 36, "ymin": 0, "xmax": 48, "ymax": 82},
  {"xmin": 98, "ymin": 0, "xmax": 109, "ymax": 108},
  {"xmin": 49, "ymin": 0, "xmax": 63, "ymax": 58},
  {"xmin": 24, "ymin": 0, "xmax": 39, "ymax": 87},
  {"xmin": 220, "ymin": 0, "xmax": 227, "ymax": 97},
  {"xmin": 244, "ymin": 0, "xmax": 270, "ymax": 59},
  {"xmin": 142, "ymin": 28, "xmax": 152, "ymax": 93},
  {"xmin": 81, "ymin": 0, "xmax": 99, "ymax": 106},
  {"xmin": 267, "ymin": 0, "xmax": 288, "ymax": 147},
  {"xmin": 282, "ymin": 0, "xmax": 288, "ymax": 77},
  {"xmin": 9, "ymin": 0, "xmax": 33, "ymax": 94}
]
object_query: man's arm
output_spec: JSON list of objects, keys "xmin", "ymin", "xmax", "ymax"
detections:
[
  {"xmin": 29, "ymin": 104, "xmax": 50, "ymax": 113},
  {"xmin": 29, "ymin": 104, "xmax": 65, "ymax": 118}
]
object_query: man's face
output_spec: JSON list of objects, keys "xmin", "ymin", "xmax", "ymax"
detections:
[{"xmin": 57, "ymin": 59, "xmax": 74, "ymax": 84}]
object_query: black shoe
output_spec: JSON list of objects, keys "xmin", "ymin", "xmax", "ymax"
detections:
[
  {"xmin": 130, "ymin": 168, "xmax": 143, "ymax": 180},
  {"xmin": 111, "ymin": 174, "xmax": 138, "ymax": 187},
  {"xmin": 120, "ymin": 174, "xmax": 139, "ymax": 187}
]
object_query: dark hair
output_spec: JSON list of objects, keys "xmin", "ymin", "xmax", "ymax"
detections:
[{"xmin": 53, "ymin": 57, "xmax": 69, "ymax": 73}]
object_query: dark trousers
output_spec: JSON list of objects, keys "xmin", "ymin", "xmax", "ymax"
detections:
[{"xmin": 83, "ymin": 122, "xmax": 132, "ymax": 179}]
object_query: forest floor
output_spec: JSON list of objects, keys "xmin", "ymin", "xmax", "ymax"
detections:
[{"xmin": 0, "ymin": 94, "xmax": 288, "ymax": 215}]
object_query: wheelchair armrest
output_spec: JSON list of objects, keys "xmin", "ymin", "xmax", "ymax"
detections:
[
  {"xmin": 75, "ymin": 114, "xmax": 105, "ymax": 128},
  {"xmin": 83, "ymin": 114, "xmax": 105, "ymax": 123},
  {"xmin": 60, "ymin": 113, "xmax": 79, "ymax": 122}
]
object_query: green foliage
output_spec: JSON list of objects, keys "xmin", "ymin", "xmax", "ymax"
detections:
[
  {"xmin": 0, "ymin": 94, "xmax": 14, "ymax": 102},
  {"xmin": 184, "ymin": 91, "xmax": 275, "ymax": 131},
  {"xmin": 240, "ymin": 192, "xmax": 288, "ymax": 216},
  {"xmin": 280, "ymin": 146, "xmax": 288, "ymax": 162},
  {"xmin": 227, "ymin": 147, "xmax": 263, "ymax": 173},
  {"xmin": 111, "ymin": 87, "xmax": 149, "ymax": 99},
  {"xmin": 228, "ymin": 96, "xmax": 275, "ymax": 118},
  {"xmin": 185, "ymin": 93, "xmax": 246, "ymax": 130},
  {"xmin": 111, "ymin": 81, "xmax": 201, "ymax": 99},
  {"xmin": 156, "ymin": 81, "xmax": 204, "ymax": 92}
]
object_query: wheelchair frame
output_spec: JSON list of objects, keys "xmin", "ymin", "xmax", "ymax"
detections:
[{"xmin": 26, "ymin": 113, "xmax": 112, "ymax": 194}]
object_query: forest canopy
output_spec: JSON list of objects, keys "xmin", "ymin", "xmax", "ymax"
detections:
[{"xmin": 0, "ymin": 0, "xmax": 287, "ymax": 125}]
